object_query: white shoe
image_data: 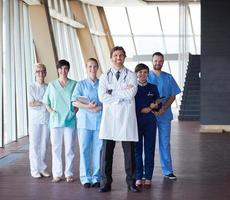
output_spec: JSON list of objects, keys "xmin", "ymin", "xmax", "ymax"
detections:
[
  {"xmin": 31, "ymin": 172, "xmax": 42, "ymax": 178},
  {"xmin": 40, "ymin": 170, "xmax": 51, "ymax": 177}
]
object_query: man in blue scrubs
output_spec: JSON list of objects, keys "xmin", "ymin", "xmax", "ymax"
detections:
[{"xmin": 148, "ymin": 52, "xmax": 181, "ymax": 180}]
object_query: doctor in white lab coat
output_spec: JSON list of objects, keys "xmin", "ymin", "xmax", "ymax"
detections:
[{"xmin": 98, "ymin": 46, "xmax": 140, "ymax": 193}]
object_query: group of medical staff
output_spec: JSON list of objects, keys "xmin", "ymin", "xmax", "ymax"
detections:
[{"xmin": 28, "ymin": 46, "xmax": 181, "ymax": 193}]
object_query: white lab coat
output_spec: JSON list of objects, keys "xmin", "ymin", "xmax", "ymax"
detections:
[{"xmin": 98, "ymin": 67, "xmax": 138, "ymax": 142}]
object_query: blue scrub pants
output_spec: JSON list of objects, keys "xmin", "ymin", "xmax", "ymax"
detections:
[
  {"xmin": 157, "ymin": 121, "xmax": 173, "ymax": 175},
  {"xmin": 134, "ymin": 121, "xmax": 156, "ymax": 180},
  {"xmin": 78, "ymin": 129, "xmax": 102, "ymax": 184}
]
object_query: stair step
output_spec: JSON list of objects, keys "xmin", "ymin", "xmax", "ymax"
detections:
[
  {"xmin": 184, "ymin": 84, "xmax": 200, "ymax": 91},
  {"xmin": 180, "ymin": 104, "xmax": 200, "ymax": 110},
  {"xmin": 183, "ymin": 90, "xmax": 200, "ymax": 95},
  {"xmin": 179, "ymin": 110, "xmax": 200, "ymax": 116},
  {"xmin": 178, "ymin": 115, "xmax": 200, "ymax": 121}
]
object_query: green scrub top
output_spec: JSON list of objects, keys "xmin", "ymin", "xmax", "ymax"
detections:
[{"xmin": 43, "ymin": 79, "xmax": 77, "ymax": 129}]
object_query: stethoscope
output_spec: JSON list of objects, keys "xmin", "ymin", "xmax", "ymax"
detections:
[{"xmin": 106, "ymin": 68, "xmax": 128, "ymax": 84}]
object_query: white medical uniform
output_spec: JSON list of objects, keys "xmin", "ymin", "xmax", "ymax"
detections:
[
  {"xmin": 28, "ymin": 82, "xmax": 50, "ymax": 176},
  {"xmin": 98, "ymin": 67, "xmax": 138, "ymax": 141}
]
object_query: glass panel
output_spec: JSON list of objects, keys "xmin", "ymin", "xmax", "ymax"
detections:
[
  {"xmin": 158, "ymin": 5, "xmax": 179, "ymax": 35},
  {"xmin": 104, "ymin": 7, "xmax": 131, "ymax": 35},
  {"xmin": 134, "ymin": 36, "xmax": 165, "ymax": 55},
  {"xmin": 124, "ymin": 61, "xmax": 138, "ymax": 72},
  {"xmin": 0, "ymin": 0, "xmax": 3, "ymax": 147},
  {"xmin": 3, "ymin": 0, "xmax": 16, "ymax": 144},
  {"xmin": 195, "ymin": 36, "xmax": 201, "ymax": 54},
  {"xmin": 187, "ymin": 36, "xmax": 195, "ymax": 54},
  {"xmin": 165, "ymin": 37, "xmax": 179, "ymax": 54},
  {"xmin": 2, "ymin": 0, "xmax": 34, "ymax": 145},
  {"xmin": 189, "ymin": 3, "xmax": 201, "ymax": 35},
  {"xmin": 127, "ymin": 6, "xmax": 162, "ymax": 35},
  {"xmin": 113, "ymin": 36, "xmax": 136, "ymax": 57}
]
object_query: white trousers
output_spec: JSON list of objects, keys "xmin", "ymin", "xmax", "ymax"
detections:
[
  {"xmin": 50, "ymin": 127, "xmax": 76, "ymax": 177},
  {"xmin": 29, "ymin": 124, "xmax": 50, "ymax": 175}
]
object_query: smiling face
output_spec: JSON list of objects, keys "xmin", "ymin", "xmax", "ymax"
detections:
[
  {"xmin": 35, "ymin": 65, "xmax": 46, "ymax": 83},
  {"xmin": 152, "ymin": 55, "xmax": 164, "ymax": 71},
  {"xmin": 137, "ymin": 69, "xmax": 149, "ymax": 83},
  {"xmin": 58, "ymin": 65, "xmax": 69, "ymax": 79},
  {"xmin": 111, "ymin": 50, "xmax": 126, "ymax": 69},
  {"xmin": 86, "ymin": 59, "xmax": 98, "ymax": 80}
]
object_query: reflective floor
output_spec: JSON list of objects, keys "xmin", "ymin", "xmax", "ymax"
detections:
[{"xmin": 0, "ymin": 121, "xmax": 230, "ymax": 200}]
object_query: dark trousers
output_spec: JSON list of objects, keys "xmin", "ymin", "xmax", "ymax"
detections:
[
  {"xmin": 134, "ymin": 121, "xmax": 156, "ymax": 180},
  {"xmin": 100, "ymin": 140, "xmax": 135, "ymax": 186}
]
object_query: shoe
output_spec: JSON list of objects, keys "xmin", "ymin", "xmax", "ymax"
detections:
[
  {"xmin": 40, "ymin": 170, "xmax": 51, "ymax": 177},
  {"xmin": 92, "ymin": 182, "xmax": 100, "ymax": 188},
  {"xmin": 84, "ymin": 183, "xmax": 91, "ymax": 188},
  {"xmin": 52, "ymin": 177, "xmax": 62, "ymax": 183},
  {"xmin": 143, "ymin": 179, "xmax": 151, "ymax": 189},
  {"xmin": 31, "ymin": 172, "xmax": 42, "ymax": 178},
  {"xmin": 128, "ymin": 184, "xmax": 141, "ymax": 193},
  {"xmin": 164, "ymin": 173, "xmax": 177, "ymax": 180},
  {"xmin": 99, "ymin": 184, "xmax": 111, "ymax": 192},
  {"xmin": 135, "ymin": 180, "xmax": 142, "ymax": 189},
  {"xmin": 66, "ymin": 176, "xmax": 74, "ymax": 183}
]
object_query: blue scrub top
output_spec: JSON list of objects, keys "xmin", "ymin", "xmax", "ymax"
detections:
[
  {"xmin": 148, "ymin": 71, "xmax": 181, "ymax": 122},
  {"xmin": 71, "ymin": 78, "xmax": 102, "ymax": 131}
]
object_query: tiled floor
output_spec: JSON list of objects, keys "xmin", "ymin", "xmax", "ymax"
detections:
[{"xmin": 0, "ymin": 121, "xmax": 230, "ymax": 200}]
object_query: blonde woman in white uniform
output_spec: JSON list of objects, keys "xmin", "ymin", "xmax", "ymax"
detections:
[{"xmin": 28, "ymin": 63, "xmax": 50, "ymax": 178}]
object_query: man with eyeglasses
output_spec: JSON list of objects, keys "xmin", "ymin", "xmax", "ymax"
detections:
[{"xmin": 28, "ymin": 63, "xmax": 50, "ymax": 179}]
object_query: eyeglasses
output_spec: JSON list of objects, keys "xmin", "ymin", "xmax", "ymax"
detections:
[{"xmin": 36, "ymin": 70, "xmax": 46, "ymax": 73}]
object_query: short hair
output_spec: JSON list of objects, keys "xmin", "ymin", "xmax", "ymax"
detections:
[
  {"xmin": 110, "ymin": 46, "xmax": 126, "ymax": 58},
  {"xmin": 34, "ymin": 63, "xmax": 46, "ymax": 72},
  {"xmin": 135, "ymin": 63, "xmax": 149, "ymax": 73},
  {"xmin": 56, "ymin": 59, "xmax": 70, "ymax": 70},
  {"xmin": 86, "ymin": 58, "xmax": 99, "ymax": 67},
  {"xmin": 152, "ymin": 52, "xmax": 164, "ymax": 60}
]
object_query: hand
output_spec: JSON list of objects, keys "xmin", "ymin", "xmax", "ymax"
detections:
[
  {"xmin": 72, "ymin": 101, "xmax": 78, "ymax": 107},
  {"xmin": 88, "ymin": 102, "xmax": 97, "ymax": 109},
  {"xmin": 153, "ymin": 107, "xmax": 166, "ymax": 116},
  {"xmin": 141, "ymin": 107, "xmax": 151, "ymax": 114},
  {"xmin": 127, "ymin": 84, "xmax": 134, "ymax": 89},
  {"xmin": 150, "ymin": 102, "xmax": 158, "ymax": 109}
]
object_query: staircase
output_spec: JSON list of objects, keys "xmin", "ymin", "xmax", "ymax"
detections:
[{"xmin": 178, "ymin": 54, "xmax": 200, "ymax": 121}]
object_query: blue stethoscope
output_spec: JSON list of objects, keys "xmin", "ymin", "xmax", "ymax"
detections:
[{"xmin": 106, "ymin": 68, "xmax": 128, "ymax": 84}]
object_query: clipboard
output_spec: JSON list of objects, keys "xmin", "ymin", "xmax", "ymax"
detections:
[
  {"xmin": 156, "ymin": 96, "xmax": 165, "ymax": 104},
  {"xmin": 78, "ymin": 96, "xmax": 90, "ymax": 105}
]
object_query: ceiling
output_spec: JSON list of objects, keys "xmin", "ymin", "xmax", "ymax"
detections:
[{"xmin": 78, "ymin": 0, "xmax": 199, "ymax": 7}]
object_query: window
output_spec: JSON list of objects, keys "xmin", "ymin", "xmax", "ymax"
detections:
[{"xmin": 2, "ymin": 0, "xmax": 35, "ymax": 146}]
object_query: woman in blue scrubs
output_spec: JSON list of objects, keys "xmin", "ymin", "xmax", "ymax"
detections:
[
  {"xmin": 71, "ymin": 58, "xmax": 102, "ymax": 188},
  {"xmin": 134, "ymin": 63, "xmax": 160, "ymax": 188}
]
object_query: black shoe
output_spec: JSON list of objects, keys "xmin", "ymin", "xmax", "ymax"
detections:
[
  {"xmin": 128, "ymin": 184, "xmax": 141, "ymax": 193},
  {"xmin": 99, "ymin": 184, "xmax": 111, "ymax": 192},
  {"xmin": 84, "ymin": 183, "xmax": 91, "ymax": 188},
  {"xmin": 164, "ymin": 173, "xmax": 177, "ymax": 180},
  {"xmin": 92, "ymin": 182, "xmax": 100, "ymax": 188}
]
